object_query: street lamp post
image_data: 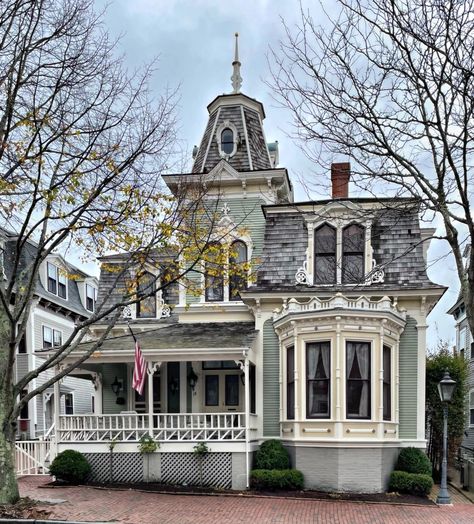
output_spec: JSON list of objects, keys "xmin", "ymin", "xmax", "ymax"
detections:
[{"xmin": 436, "ymin": 370, "xmax": 456, "ymax": 505}]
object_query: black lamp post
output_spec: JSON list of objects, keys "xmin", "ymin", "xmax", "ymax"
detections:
[{"xmin": 436, "ymin": 369, "xmax": 456, "ymax": 505}]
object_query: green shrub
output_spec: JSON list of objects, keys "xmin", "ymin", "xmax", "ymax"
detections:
[
  {"xmin": 254, "ymin": 440, "xmax": 290, "ymax": 470},
  {"xmin": 396, "ymin": 447, "xmax": 432, "ymax": 476},
  {"xmin": 389, "ymin": 470, "xmax": 433, "ymax": 496},
  {"xmin": 49, "ymin": 449, "xmax": 91, "ymax": 484},
  {"xmin": 250, "ymin": 469, "xmax": 304, "ymax": 491}
]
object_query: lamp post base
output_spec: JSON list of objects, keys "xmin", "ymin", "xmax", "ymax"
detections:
[{"xmin": 436, "ymin": 489, "xmax": 452, "ymax": 505}]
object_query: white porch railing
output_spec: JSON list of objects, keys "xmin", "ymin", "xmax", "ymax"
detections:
[
  {"xmin": 58, "ymin": 413, "xmax": 248, "ymax": 443},
  {"xmin": 15, "ymin": 439, "xmax": 52, "ymax": 475}
]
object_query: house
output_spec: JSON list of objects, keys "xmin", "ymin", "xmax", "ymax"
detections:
[
  {"xmin": 1, "ymin": 227, "xmax": 98, "ymax": 441},
  {"xmin": 43, "ymin": 37, "xmax": 446, "ymax": 492},
  {"xmin": 447, "ymin": 248, "xmax": 474, "ymax": 457}
]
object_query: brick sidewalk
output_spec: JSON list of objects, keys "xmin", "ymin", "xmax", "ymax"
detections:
[{"xmin": 19, "ymin": 476, "xmax": 474, "ymax": 524}]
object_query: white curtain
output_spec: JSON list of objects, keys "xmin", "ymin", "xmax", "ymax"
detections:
[
  {"xmin": 307, "ymin": 343, "xmax": 330, "ymax": 415},
  {"xmin": 348, "ymin": 342, "xmax": 370, "ymax": 417}
]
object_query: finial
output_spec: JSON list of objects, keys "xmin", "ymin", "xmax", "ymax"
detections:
[{"xmin": 231, "ymin": 32, "xmax": 242, "ymax": 94}]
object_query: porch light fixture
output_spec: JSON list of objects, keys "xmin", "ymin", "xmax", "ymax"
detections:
[
  {"xmin": 436, "ymin": 370, "xmax": 456, "ymax": 505},
  {"xmin": 111, "ymin": 376, "xmax": 121, "ymax": 396},
  {"xmin": 187, "ymin": 367, "xmax": 198, "ymax": 392}
]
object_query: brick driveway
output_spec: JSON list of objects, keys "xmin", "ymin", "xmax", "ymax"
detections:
[{"xmin": 19, "ymin": 476, "xmax": 474, "ymax": 524}]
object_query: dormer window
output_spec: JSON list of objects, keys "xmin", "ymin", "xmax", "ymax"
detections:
[
  {"xmin": 85, "ymin": 284, "xmax": 97, "ymax": 312},
  {"xmin": 342, "ymin": 224, "xmax": 365, "ymax": 284},
  {"xmin": 314, "ymin": 224, "xmax": 337, "ymax": 284},
  {"xmin": 47, "ymin": 262, "xmax": 67, "ymax": 299},
  {"xmin": 136, "ymin": 271, "xmax": 157, "ymax": 318},
  {"xmin": 221, "ymin": 128, "xmax": 234, "ymax": 155}
]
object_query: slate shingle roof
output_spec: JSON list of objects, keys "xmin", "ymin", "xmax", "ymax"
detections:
[{"xmin": 254, "ymin": 199, "xmax": 445, "ymax": 293}]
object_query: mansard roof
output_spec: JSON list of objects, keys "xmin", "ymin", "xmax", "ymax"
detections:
[
  {"xmin": 192, "ymin": 91, "xmax": 273, "ymax": 174},
  {"xmin": 252, "ymin": 198, "xmax": 446, "ymax": 295}
]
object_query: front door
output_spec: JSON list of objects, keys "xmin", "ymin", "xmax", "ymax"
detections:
[
  {"xmin": 133, "ymin": 370, "xmax": 161, "ymax": 413},
  {"xmin": 202, "ymin": 361, "xmax": 243, "ymax": 412}
]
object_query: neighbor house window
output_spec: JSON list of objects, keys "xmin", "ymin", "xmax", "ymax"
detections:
[
  {"xmin": 42, "ymin": 326, "xmax": 62, "ymax": 349},
  {"xmin": 287, "ymin": 346, "xmax": 295, "ymax": 420},
  {"xmin": 221, "ymin": 128, "xmax": 234, "ymax": 155},
  {"xmin": 346, "ymin": 341, "xmax": 371, "ymax": 419},
  {"xmin": 342, "ymin": 224, "xmax": 365, "ymax": 283},
  {"xmin": 383, "ymin": 345, "xmax": 391, "ymax": 421},
  {"xmin": 470, "ymin": 390, "xmax": 474, "ymax": 427},
  {"xmin": 306, "ymin": 342, "xmax": 331, "ymax": 418},
  {"xmin": 85, "ymin": 284, "xmax": 97, "ymax": 312},
  {"xmin": 64, "ymin": 393, "xmax": 74, "ymax": 415},
  {"xmin": 314, "ymin": 224, "xmax": 337, "ymax": 284},
  {"xmin": 47, "ymin": 262, "xmax": 67, "ymax": 298},
  {"xmin": 229, "ymin": 240, "xmax": 248, "ymax": 301},
  {"xmin": 136, "ymin": 271, "xmax": 156, "ymax": 318},
  {"xmin": 205, "ymin": 242, "xmax": 224, "ymax": 302}
]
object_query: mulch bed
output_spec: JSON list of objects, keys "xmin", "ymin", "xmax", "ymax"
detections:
[
  {"xmin": 43, "ymin": 480, "xmax": 435, "ymax": 506},
  {"xmin": 0, "ymin": 497, "xmax": 52, "ymax": 520}
]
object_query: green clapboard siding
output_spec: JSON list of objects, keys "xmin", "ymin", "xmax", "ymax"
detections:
[
  {"xmin": 263, "ymin": 319, "xmax": 280, "ymax": 436},
  {"xmin": 185, "ymin": 196, "xmax": 266, "ymax": 304},
  {"xmin": 398, "ymin": 316, "xmax": 418, "ymax": 439},
  {"xmin": 102, "ymin": 363, "xmax": 128, "ymax": 414}
]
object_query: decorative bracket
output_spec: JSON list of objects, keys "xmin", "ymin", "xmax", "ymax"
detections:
[
  {"xmin": 365, "ymin": 259, "xmax": 385, "ymax": 284},
  {"xmin": 295, "ymin": 260, "xmax": 311, "ymax": 285}
]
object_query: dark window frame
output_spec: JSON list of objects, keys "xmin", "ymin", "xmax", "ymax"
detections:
[
  {"xmin": 342, "ymin": 223, "xmax": 365, "ymax": 284},
  {"xmin": 314, "ymin": 223, "xmax": 337, "ymax": 284},
  {"xmin": 346, "ymin": 341, "xmax": 371, "ymax": 420},
  {"xmin": 229, "ymin": 240, "xmax": 248, "ymax": 301},
  {"xmin": 383, "ymin": 345, "xmax": 391, "ymax": 421},
  {"xmin": 306, "ymin": 341, "xmax": 331, "ymax": 419},
  {"xmin": 287, "ymin": 346, "xmax": 295, "ymax": 420}
]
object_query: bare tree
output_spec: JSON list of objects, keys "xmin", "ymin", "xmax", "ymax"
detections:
[
  {"xmin": 0, "ymin": 0, "xmax": 242, "ymax": 503},
  {"xmin": 270, "ymin": 0, "xmax": 474, "ymax": 328}
]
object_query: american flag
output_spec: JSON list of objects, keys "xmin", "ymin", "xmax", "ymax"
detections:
[{"xmin": 132, "ymin": 336, "xmax": 147, "ymax": 396}]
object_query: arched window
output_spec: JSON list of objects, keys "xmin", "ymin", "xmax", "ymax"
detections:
[
  {"xmin": 314, "ymin": 224, "xmax": 337, "ymax": 284},
  {"xmin": 137, "ymin": 271, "xmax": 157, "ymax": 318},
  {"xmin": 342, "ymin": 224, "xmax": 365, "ymax": 283},
  {"xmin": 205, "ymin": 242, "xmax": 224, "ymax": 302},
  {"xmin": 229, "ymin": 240, "xmax": 248, "ymax": 301},
  {"xmin": 221, "ymin": 128, "xmax": 234, "ymax": 155}
]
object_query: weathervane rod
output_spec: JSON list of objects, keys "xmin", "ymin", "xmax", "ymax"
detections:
[{"xmin": 231, "ymin": 32, "xmax": 242, "ymax": 94}]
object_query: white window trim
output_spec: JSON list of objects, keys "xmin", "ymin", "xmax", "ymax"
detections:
[
  {"xmin": 85, "ymin": 283, "xmax": 98, "ymax": 312},
  {"xmin": 303, "ymin": 339, "xmax": 332, "ymax": 421},
  {"xmin": 46, "ymin": 261, "xmax": 68, "ymax": 300},
  {"xmin": 201, "ymin": 236, "xmax": 252, "ymax": 304},
  {"xmin": 64, "ymin": 392, "xmax": 74, "ymax": 415},
  {"xmin": 215, "ymin": 120, "xmax": 239, "ymax": 159},
  {"xmin": 42, "ymin": 325, "xmax": 63, "ymax": 349}
]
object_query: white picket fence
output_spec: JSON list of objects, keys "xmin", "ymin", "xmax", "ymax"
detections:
[{"xmin": 15, "ymin": 439, "xmax": 54, "ymax": 475}]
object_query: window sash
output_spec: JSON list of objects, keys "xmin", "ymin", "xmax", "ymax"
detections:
[
  {"xmin": 42, "ymin": 326, "xmax": 53, "ymax": 348},
  {"xmin": 346, "ymin": 341, "xmax": 371, "ymax": 419},
  {"xmin": 205, "ymin": 375, "xmax": 219, "ymax": 406},
  {"xmin": 86, "ymin": 284, "xmax": 97, "ymax": 312},
  {"xmin": 47, "ymin": 262, "xmax": 57, "ymax": 294},
  {"xmin": 287, "ymin": 346, "xmax": 295, "ymax": 420},
  {"xmin": 225, "ymin": 375, "xmax": 239, "ymax": 406},
  {"xmin": 383, "ymin": 345, "xmax": 391, "ymax": 421},
  {"xmin": 306, "ymin": 342, "xmax": 331, "ymax": 418}
]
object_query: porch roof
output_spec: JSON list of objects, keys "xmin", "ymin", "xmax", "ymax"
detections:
[{"xmin": 45, "ymin": 322, "xmax": 259, "ymax": 363}]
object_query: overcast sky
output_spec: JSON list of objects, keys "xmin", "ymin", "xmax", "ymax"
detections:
[{"xmin": 94, "ymin": 0, "xmax": 459, "ymax": 349}]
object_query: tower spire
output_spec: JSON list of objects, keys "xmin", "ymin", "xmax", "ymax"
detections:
[{"xmin": 231, "ymin": 32, "xmax": 242, "ymax": 94}]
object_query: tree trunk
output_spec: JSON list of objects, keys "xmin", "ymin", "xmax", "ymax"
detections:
[{"xmin": 0, "ymin": 310, "xmax": 20, "ymax": 504}]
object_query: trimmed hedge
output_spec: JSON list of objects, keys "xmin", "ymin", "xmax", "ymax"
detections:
[
  {"xmin": 250, "ymin": 469, "xmax": 304, "ymax": 491},
  {"xmin": 49, "ymin": 449, "xmax": 91, "ymax": 484},
  {"xmin": 396, "ymin": 447, "xmax": 432, "ymax": 476},
  {"xmin": 254, "ymin": 440, "xmax": 290, "ymax": 470},
  {"xmin": 389, "ymin": 470, "xmax": 433, "ymax": 496}
]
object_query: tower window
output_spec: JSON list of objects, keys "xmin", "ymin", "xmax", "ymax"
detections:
[{"xmin": 221, "ymin": 128, "xmax": 234, "ymax": 155}]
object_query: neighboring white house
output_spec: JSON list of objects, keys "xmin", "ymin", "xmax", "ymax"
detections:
[
  {"xmin": 39, "ymin": 39, "xmax": 446, "ymax": 492},
  {"xmin": 1, "ymin": 227, "xmax": 98, "ymax": 440}
]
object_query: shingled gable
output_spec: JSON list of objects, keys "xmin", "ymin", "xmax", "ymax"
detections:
[{"xmin": 253, "ymin": 197, "xmax": 446, "ymax": 294}]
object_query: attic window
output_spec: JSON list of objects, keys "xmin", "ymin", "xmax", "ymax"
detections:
[
  {"xmin": 47, "ymin": 262, "xmax": 67, "ymax": 299},
  {"xmin": 221, "ymin": 128, "xmax": 234, "ymax": 155}
]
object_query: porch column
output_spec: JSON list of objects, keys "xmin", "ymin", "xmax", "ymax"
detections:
[
  {"xmin": 244, "ymin": 354, "xmax": 250, "ymax": 489},
  {"xmin": 147, "ymin": 362, "xmax": 160, "ymax": 438},
  {"xmin": 53, "ymin": 365, "xmax": 60, "ymax": 437}
]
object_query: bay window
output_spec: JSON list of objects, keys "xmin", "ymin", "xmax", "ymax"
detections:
[
  {"xmin": 306, "ymin": 341, "xmax": 331, "ymax": 418},
  {"xmin": 286, "ymin": 346, "xmax": 295, "ymax": 420},
  {"xmin": 383, "ymin": 345, "xmax": 391, "ymax": 421},
  {"xmin": 346, "ymin": 341, "xmax": 371, "ymax": 419}
]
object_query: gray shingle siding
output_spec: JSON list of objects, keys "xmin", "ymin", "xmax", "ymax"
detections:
[{"xmin": 243, "ymin": 107, "xmax": 271, "ymax": 171}]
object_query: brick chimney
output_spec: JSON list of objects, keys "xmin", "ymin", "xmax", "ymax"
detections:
[{"xmin": 331, "ymin": 162, "xmax": 350, "ymax": 199}]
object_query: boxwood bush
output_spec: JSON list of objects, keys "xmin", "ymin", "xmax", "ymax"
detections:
[
  {"xmin": 389, "ymin": 470, "xmax": 433, "ymax": 496},
  {"xmin": 49, "ymin": 449, "xmax": 91, "ymax": 484},
  {"xmin": 396, "ymin": 447, "xmax": 432, "ymax": 476},
  {"xmin": 254, "ymin": 440, "xmax": 290, "ymax": 470},
  {"xmin": 250, "ymin": 469, "xmax": 304, "ymax": 491}
]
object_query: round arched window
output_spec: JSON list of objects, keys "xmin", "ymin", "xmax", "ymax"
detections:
[{"xmin": 221, "ymin": 128, "xmax": 234, "ymax": 155}]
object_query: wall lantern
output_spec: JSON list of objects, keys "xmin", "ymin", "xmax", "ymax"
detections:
[
  {"xmin": 111, "ymin": 376, "xmax": 121, "ymax": 396},
  {"xmin": 187, "ymin": 367, "xmax": 198, "ymax": 392}
]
